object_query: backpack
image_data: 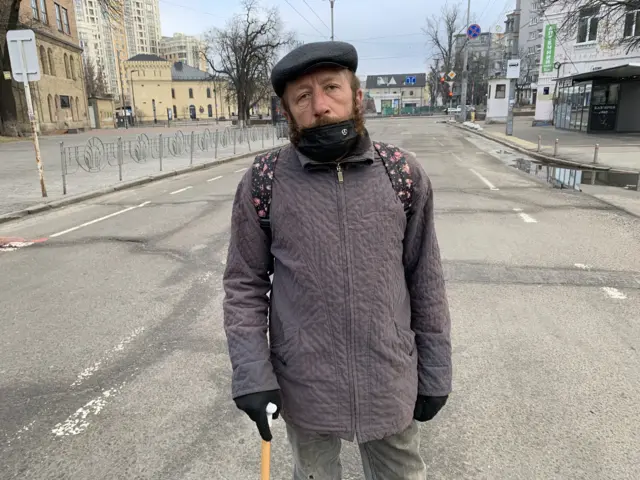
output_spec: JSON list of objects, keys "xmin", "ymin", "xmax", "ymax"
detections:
[{"xmin": 251, "ymin": 142, "xmax": 415, "ymax": 273}]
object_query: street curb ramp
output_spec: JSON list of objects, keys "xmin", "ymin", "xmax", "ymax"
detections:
[{"xmin": 0, "ymin": 147, "xmax": 279, "ymax": 226}]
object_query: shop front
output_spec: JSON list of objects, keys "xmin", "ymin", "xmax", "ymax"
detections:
[{"xmin": 553, "ymin": 64, "xmax": 640, "ymax": 134}]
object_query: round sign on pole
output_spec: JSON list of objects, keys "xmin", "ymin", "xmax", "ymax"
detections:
[{"xmin": 467, "ymin": 24, "xmax": 481, "ymax": 39}]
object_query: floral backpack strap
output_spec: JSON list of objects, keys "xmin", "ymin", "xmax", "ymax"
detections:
[
  {"xmin": 251, "ymin": 148, "xmax": 281, "ymax": 235},
  {"xmin": 373, "ymin": 141, "xmax": 414, "ymax": 216}
]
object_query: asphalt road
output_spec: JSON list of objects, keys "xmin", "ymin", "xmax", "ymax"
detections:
[{"xmin": 1, "ymin": 118, "xmax": 639, "ymax": 479}]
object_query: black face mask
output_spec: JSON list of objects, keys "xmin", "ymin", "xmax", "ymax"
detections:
[{"xmin": 296, "ymin": 119, "xmax": 359, "ymax": 163}]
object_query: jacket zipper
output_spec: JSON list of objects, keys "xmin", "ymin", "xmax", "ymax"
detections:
[{"xmin": 335, "ymin": 162, "xmax": 358, "ymax": 439}]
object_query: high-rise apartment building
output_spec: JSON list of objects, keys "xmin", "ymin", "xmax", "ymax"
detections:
[
  {"xmin": 124, "ymin": 0, "xmax": 161, "ymax": 57},
  {"xmin": 75, "ymin": 0, "xmax": 128, "ymax": 100},
  {"xmin": 160, "ymin": 33, "xmax": 207, "ymax": 71}
]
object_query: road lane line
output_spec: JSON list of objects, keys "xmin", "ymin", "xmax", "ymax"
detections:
[
  {"xmin": 602, "ymin": 287, "xmax": 627, "ymax": 300},
  {"xmin": 469, "ymin": 168, "xmax": 499, "ymax": 190},
  {"xmin": 207, "ymin": 175, "xmax": 223, "ymax": 182},
  {"xmin": 50, "ymin": 202, "xmax": 151, "ymax": 238},
  {"xmin": 170, "ymin": 186, "xmax": 193, "ymax": 195},
  {"xmin": 512, "ymin": 208, "xmax": 537, "ymax": 223},
  {"xmin": 234, "ymin": 167, "xmax": 248, "ymax": 173},
  {"xmin": 574, "ymin": 263, "xmax": 593, "ymax": 270}
]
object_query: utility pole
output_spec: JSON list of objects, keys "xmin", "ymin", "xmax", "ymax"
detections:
[
  {"xmin": 506, "ymin": 0, "xmax": 521, "ymax": 136},
  {"xmin": 330, "ymin": 0, "xmax": 335, "ymax": 41},
  {"xmin": 460, "ymin": 0, "xmax": 471, "ymax": 123}
]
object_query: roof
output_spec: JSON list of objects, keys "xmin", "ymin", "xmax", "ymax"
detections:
[
  {"xmin": 557, "ymin": 63, "xmax": 640, "ymax": 83},
  {"xmin": 365, "ymin": 73, "xmax": 426, "ymax": 89},
  {"xmin": 171, "ymin": 61, "xmax": 211, "ymax": 81},
  {"xmin": 127, "ymin": 53, "xmax": 167, "ymax": 62}
]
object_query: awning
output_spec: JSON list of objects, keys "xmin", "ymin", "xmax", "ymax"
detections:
[{"xmin": 557, "ymin": 63, "xmax": 640, "ymax": 83}]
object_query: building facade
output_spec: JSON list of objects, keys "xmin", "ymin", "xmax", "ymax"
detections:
[
  {"xmin": 74, "ymin": 0, "xmax": 129, "ymax": 100},
  {"xmin": 364, "ymin": 73, "xmax": 428, "ymax": 113},
  {"xmin": 1, "ymin": 0, "xmax": 89, "ymax": 134},
  {"xmin": 160, "ymin": 33, "xmax": 207, "ymax": 71},
  {"xmin": 123, "ymin": 0, "xmax": 161, "ymax": 57},
  {"xmin": 534, "ymin": 2, "xmax": 640, "ymax": 133},
  {"xmin": 124, "ymin": 54, "xmax": 232, "ymax": 123},
  {"xmin": 517, "ymin": 0, "xmax": 545, "ymax": 104}
]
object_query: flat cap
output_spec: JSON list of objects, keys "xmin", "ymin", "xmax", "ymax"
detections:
[{"xmin": 271, "ymin": 41, "xmax": 358, "ymax": 97}]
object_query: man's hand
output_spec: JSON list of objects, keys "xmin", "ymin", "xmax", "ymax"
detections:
[
  {"xmin": 413, "ymin": 395, "xmax": 448, "ymax": 422},
  {"xmin": 234, "ymin": 389, "xmax": 282, "ymax": 441}
]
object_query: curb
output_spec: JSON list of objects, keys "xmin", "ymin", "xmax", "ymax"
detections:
[
  {"xmin": 0, "ymin": 146, "xmax": 281, "ymax": 226},
  {"xmin": 451, "ymin": 123, "xmax": 640, "ymax": 174}
]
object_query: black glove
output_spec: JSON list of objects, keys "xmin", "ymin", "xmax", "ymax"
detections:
[
  {"xmin": 234, "ymin": 389, "xmax": 282, "ymax": 441},
  {"xmin": 413, "ymin": 395, "xmax": 448, "ymax": 422}
]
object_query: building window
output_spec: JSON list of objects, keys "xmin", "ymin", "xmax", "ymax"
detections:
[
  {"xmin": 31, "ymin": 0, "xmax": 39, "ymax": 20},
  {"xmin": 76, "ymin": 96, "xmax": 80, "ymax": 119},
  {"xmin": 60, "ymin": 95, "xmax": 70, "ymax": 108},
  {"xmin": 55, "ymin": 3, "xmax": 63, "ymax": 31},
  {"xmin": 189, "ymin": 88, "xmax": 194, "ymax": 98},
  {"xmin": 495, "ymin": 84, "xmax": 506, "ymax": 99},
  {"xmin": 409, "ymin": 91, "xmax": 414, "ymax": 96},
  {"xmin": 62, "ymin": 7, "xmax": 70, "ymax": 34},
  {"xmin": 173, "ymin": 105, "xmax": 177, "ymax": 118},
  {"xmin": 207, "ymin": 88, "xmax": 211, "ymax": 98},
  {"xmin": 624, "ymin": 5, "xmax": 640, "ymax": 37},
  {"xmin": 577, "ymin": 6, "xmax": 599, "ymax": 43},
  {"xmin": 39, "ymin": 46, "xmax": 48, "ymax": 75},
  {"xmin": 529, "ymin": 31, "xmax": 537, "ymax": 40},
  {"xmin": 70, "ymin": 97, "xmax": 75, "ymax": 120},
  {"xmin": 39, "ymin": 0, "xmax": 48, "ymax": 23},
  {"xmin": 70, "ymin": 57, "xmax": 76, "ymax": 80},
  {"xmin": 208, "ymin": 104, "xmax": 213, "ymax": 117},
  {"xmin": 171, "ymin": 88, "xmax": 175, "ymax": 98},
  {"xmin": 48, "ymin": 48, "xmax": 56, "ymax": 76},
  {"xmin": 47, "ymin": 94, "xmax": 54, "ymax": 122},
  {"xmin": 64, "ymin": 54, "xmax": 70, "ymax": 78}
]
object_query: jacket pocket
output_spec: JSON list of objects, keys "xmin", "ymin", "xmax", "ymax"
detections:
[
  {"xmin": 393, "ymin": 321, "xmax": 416, "ymax": 358},
  {"xmin": 270, "ymin": 328, "xmax": 299, "ymax": 368}
]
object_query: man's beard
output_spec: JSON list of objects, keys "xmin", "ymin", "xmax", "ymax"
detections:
[{"xmin": 288, "ymin": 97, "xmax": 366, "ymax": 146}]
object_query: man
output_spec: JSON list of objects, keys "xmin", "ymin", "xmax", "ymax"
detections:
[{"xmin": 223, "ymin": 41, "xmax": 452, "ymax": 479}]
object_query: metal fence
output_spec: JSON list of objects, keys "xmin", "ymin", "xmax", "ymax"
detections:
[{"xmin": 59, "ymin": 124, "xmax": 288, "ymax": 195}]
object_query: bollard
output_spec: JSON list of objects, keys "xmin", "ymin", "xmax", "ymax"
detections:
[
  {"xmin": 233, "ymin": 128, "xmax": 236, "ymax": 155},
  {"xmin": 591, "ymin": 170, "xmax": 597, "ymax": 185},
  {"xmin": 262, "ymin": 127, "xmax": 265, "ymax": 148},
  {"xmin": 554, "ymin": 138, "xmax": 558, "ymax": 157},
  {"xmin": 593, "ymin": 143, "xmax": 599, "ymax": 164},
  {"xmin": 159, "ymin": 133, "xmax": 163, "ymax": 171},
  {"xmin": 537, "ymin": 135, "xmax": 542, "ymax": 152},
  {"xmin": 60, "ymin": 141, "xmax": 67, "ymax": 195},
  {"xmin": 190, "ymin": 131, "xmax": 195, "ymax": 165},
  {"xmin": 247, "ymin": 127, "xmax": 251, "ymax": 152},
  {"xmin": 117, "ymin": 137, "xmax": 123, "ymax": 181},
  {"xmin": 273, "ymin": 126, "xmax": 276, "ymax": 146}
]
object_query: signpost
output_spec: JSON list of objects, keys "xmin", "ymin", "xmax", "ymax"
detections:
[
  {"xmin": 405, "ymin": 75, "xmax": 416, "ymax": 85},
  {"xmin": 467, "ymin": 24, "xmax": 481, "ymax": 39},
  {"xmin": 505, "ymin": 59, "xmax": 521, "ymax": 136},
  {"xmin": 447, "ymin": 71, "xmax": 456, "ymax": 80},
  {"xmin": 6, "ymin": 30, "xmax": 47, "ymax": 197}
]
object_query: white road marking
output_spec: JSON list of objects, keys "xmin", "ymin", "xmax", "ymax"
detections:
[
  {"xmin": 574, "ymin": 263, "xmax": 593, "ymax": 270},
  {"xmin": 512, "ymin": 208, "xmax": 537, "ymax": 223},
  {"xmin": 437, "ymin": 141, "xmax": 445, "ymax": 147},
  {"xmin": 52, "ymin": 383, "xmax": 125, "ymax": 437},
  {"xmin": 469, "ymin": 168, "xmax": 499, "ymax": 190},
  {"xmin": 0, "ymin": 241, "xmax": 33, "ymax": 252},
  {"xmin": 71, "ymin": 327, "xmax": 145, "ymax": 387},
  {"xmin": 207, "ymin": 175, "xmax": 223, "ymax": 182},
  {"xmin": 50, "ymin": 202, "xmax": 151, "ymax": 238},
  {"xmin": 5, "ymin": 420, "xmax": 36, "ymax": 445},
  {"xmin": 234, "ymin": 167, "xmax": 248, "ymax": 173},
  {"xmin": 602, "ymin": 287, "xmax": 627, "ymax": 300},
  {"xmin": 170, "ymin": 186, "xmax": 193, "ymax": 195}
]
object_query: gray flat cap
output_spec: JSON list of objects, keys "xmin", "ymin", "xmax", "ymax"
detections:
[{"xmin": 271, "ymin": 41, "xmax": 358, "ymax": 97}]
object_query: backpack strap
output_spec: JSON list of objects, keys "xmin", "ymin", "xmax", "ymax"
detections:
[
  {"xmin": 251, "ymin": 148, "xmax": 281, "ymax": 234},
  {"xmin": 373, "ymin": 141, "xmax": 415, "ymax": 217}
]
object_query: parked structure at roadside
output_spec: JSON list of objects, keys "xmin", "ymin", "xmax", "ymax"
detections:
[
  {"xmin": 1, "ymin": 0, "xmax": 90, "ymax": 135},
  {"xmin": 363, "ymin": 73, "xmax": 429, "ymax": 114},
  {"xmin": 534, "ymin": 1, "xmax": 640, "ymax": 133}
]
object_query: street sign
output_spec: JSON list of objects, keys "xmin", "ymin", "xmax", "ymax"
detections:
[
  {"xmin": 3, "ymin": 71, "xmax": 11, "ymax": 80},
  {"xmin": 467, "ymin": 24, "xmax": 481, "ymax": 39},
  {"xmin": 405, "ymin": 75, "xmax": 416, "ymax": 85},
  {"xmin": 447, "ymin": 71, "xmax": 456, "ymax": 80},
  {"xmin": 506, "ymin": 59, "xmax": 521, "ymax": 79},
  {"xmin": 7, "ymin": 29, "xmax": 40, "ymax": 82},
  {"xmin": 5, "ymin": 29, "xmax": 47, "ymax": 197}
]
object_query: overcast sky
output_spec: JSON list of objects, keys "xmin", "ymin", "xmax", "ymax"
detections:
[{"xmin": 159, "ymin": 0, "xmax": 514, "ymax": 75}]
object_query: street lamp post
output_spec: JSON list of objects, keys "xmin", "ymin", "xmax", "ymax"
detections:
[{"xmin": 330, "ymin": 0, "xmax": 335, "ymax": 41}]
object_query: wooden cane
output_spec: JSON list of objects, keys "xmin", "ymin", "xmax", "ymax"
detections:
[{"xmin": 260, "ymin": 403, "xmax": 278, "ymax": 480}]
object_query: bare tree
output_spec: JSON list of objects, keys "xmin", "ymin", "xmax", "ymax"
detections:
[
  {"xmin": 0, "ymin": 0, "xmax": 122, "ymax": 134},
  {"xmin": 84, "ymin": 59, "xmax": 109, "ymax": 98},
  {"xmin": 203, "ymin": 0, "xmax": 293, "ymax": 126},
  {"xmin": 544, "ymin": 0, "xmax": 640, "ymax": 53},
  {"xmin": 423, "ymin": 3, "xmax": 463, "ymax": 105}
]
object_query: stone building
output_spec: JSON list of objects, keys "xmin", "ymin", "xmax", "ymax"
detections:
[{"xmin": 1, "ymin": 0, "xmax": 90, "ymax": 134}]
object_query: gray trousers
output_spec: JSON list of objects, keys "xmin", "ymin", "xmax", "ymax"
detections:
[{"xmin": 286, "ymin": 421, "xmax": 427, "ymax": 480}]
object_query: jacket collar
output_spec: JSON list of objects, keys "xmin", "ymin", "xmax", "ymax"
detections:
[{"xmin": 295, "ymin": 130, "xmax": 375, "ymax": 171}]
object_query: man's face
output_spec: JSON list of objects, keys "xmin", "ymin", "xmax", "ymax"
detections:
[{"xmin": 283, "ymin": 68, "xmax": 363, "ymax": 130}]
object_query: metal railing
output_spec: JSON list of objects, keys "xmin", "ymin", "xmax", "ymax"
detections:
[{"xmin": 59, "ymin": 124, "xmax": 288, "ymax": 195}]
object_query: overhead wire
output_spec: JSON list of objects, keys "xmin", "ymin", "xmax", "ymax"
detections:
[{"xmin": 301, "ymin": 0, "xmax": 330, "ymax": 32}]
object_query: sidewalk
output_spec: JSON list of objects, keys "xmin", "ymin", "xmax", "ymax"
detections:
[
  {"xmin": 479, "ymin": 117, "xmax": 640, "ymax": 172},
  {"xmin": 580, "ymin": 184, "xmax": 640, "ymax": 218},
  {"xmin": 0, "ymin": 125, "xmax": 287, "ymax": 217}
]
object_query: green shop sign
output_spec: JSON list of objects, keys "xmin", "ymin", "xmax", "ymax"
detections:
[{"xmin": 541, "ymin": 24, "xmax": 557, "ymax": 73}]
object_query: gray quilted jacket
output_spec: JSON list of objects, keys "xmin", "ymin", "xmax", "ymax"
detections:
[{"xmin": 223, "ymin": 134, "xmax": 452, "ymax": 443}]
